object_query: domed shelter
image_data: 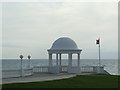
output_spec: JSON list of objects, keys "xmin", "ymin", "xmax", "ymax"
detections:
[
  {"xmin": 48, "ymin": 37, "xmax": 82, "ymax": 74},
  {"xmin": 50, "ymin": 37, "xmax": 78, "ymax": 50}
]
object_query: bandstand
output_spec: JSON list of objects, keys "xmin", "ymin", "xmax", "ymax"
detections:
[{"xmin": 47, "ymin": 37, "xmax": 82, "ymax": 74}]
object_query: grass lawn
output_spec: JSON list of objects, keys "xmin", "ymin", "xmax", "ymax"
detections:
[{"xmin": 2, "ymin": 74, "xmax": 119, "ymax": 88}]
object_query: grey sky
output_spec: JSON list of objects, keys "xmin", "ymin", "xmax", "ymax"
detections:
[{"xmin": 1, "ymin": 2, "xmax": 118, "ymax": 59}]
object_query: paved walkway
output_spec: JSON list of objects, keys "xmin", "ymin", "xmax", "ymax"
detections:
[{"xmin": 2, "ymin": 73, "xmax": 76, "ymax": 84}]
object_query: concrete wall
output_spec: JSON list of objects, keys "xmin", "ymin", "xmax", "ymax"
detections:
[{"xmin": 2, "ymin": 68, "xmax": 33, "ymax": 78}]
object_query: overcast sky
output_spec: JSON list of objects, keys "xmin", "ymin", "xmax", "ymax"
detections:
[{"xmin": 1, "ymin": 2, "xmax": 118, "ymax": 59}]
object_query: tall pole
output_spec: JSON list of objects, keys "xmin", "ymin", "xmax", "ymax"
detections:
[
  {"xmin": 96, "ymin": 38, "xmax": 101, "ymax": 66},
  {"xmin": 96, "ymin": 38, "xmax": 101, "ymax": 73},
  {"xmin": 98, "ymin": 38, "xmax": 101, "ymax": 67}
]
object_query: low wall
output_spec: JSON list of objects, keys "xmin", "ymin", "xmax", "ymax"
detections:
[
  {"xmin": 2, "ymin": 66, "xmax": 107, "ymax": 78},
  {"xmin": 33, "ymin": 66, "xmax": 105, "ymax": 74},
  {"xmin": 81, "ymin": 66, "xmax": 104, "ymax": 73},
  {"xmin": 2, "ymin": 68, "xmax": 33, "ymax": 78},
  {"xmin": 33, "ymin": 66, "xmax": 49, "ymax": 73}
]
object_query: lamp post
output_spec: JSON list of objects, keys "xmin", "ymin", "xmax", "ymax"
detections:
[
  {"xmin": 28, "ymin": 55, "xmax": 31, "ymax": 68},
  {"xmin": 20, "ymin": 55, "xmax": 23, "ymax": 77}
]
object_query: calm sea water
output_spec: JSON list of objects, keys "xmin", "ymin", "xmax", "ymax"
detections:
[{"xmin": 1, "ymin": 59, "xmax": 118, "ymax": 75}]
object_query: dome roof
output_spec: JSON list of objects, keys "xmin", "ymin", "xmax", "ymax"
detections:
[{"xmin": 50, "ymin": 37, "xmax": 78, "ymax": 50}]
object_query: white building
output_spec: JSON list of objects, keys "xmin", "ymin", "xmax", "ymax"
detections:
[{"xmin": 47, "ymin": 37, "xmax": 82, "ymax": 74}]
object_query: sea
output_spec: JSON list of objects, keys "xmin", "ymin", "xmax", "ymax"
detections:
[{"xmin": 1, "ymin": 59, "xmax": 119, "ymax": 75}]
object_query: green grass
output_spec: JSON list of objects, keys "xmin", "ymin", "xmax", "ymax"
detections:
[{"xmin": 2, "ymin": 74, "xmax": 119, "ymax": 88}]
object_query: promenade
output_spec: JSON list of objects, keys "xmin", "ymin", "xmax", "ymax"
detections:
[{"xmin": 2, "ymin": 73, "xmax": 76, "ymax": 84}]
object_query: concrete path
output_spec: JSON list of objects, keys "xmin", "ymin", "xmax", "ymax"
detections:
[{"xmin": 2, "ymin": 73, "xmax": 76, "ymax": 84}]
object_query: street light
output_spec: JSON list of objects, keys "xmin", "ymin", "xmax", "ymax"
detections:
[
  {"xmin": 19, "ymin": 55, "xmax": 23, "ymax": 77},
  {"xmin": 28, "ymin": 55, "xmax": 31, "ymax": 68}
]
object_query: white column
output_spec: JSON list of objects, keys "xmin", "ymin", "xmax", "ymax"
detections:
[
  {"xmin": 68, "ymin": 53, "xmax": 72, "ymax": 67},
  {"xmin": 59, "ymin": 53, "xmax": 61, "ymax": 66},
  {"xmin": 49, "ymin": 53, "xmax": 52, "ymax": 67},
  {"xmin": 59, "ymin": 53, "xmax": 62, "ymax": 72},
  {"xmin": 78, "ymin": 53, "xmax": 81, "ymax": 73},
  {"xmin": 78, "ymin": 53, "xmax": 80, "ymax": 67},
  {"xmin": 56, "ymin": 53, "xmax": 58, "ymax": 66}
]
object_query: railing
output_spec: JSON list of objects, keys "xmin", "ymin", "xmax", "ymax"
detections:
[
  {"xmin": 81, "ymin": 66, "xmax": 95, "ymax": 73},
  {"xmin": 33, "ymin": 66, "xmax": 68, "ymax": 73},
  {"xmin": 33, "ymin": 66, "xmax": 104, "ymax": 73},
  {"xmin": 2, "ymin": 65, "xmax": 105, "ymax": 78},
  {"xmin": 61, "ymin": 66, "xmax": 68, "ymax": 72},
  {"xmin": 33, "ymin": 66, "xmax": 49, "ymax": 73},
  {"xmin": 81, "ymin": 66, "xmax": 104, "ymax": 73}
]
